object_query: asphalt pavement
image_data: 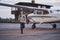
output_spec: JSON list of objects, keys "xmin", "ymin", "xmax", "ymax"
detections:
[{"xmin": 0, "ymin": 28, "xmax": 60, "ymax": 40}]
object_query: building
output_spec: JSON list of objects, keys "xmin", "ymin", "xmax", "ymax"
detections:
[{"xmin": 11, "ymin": 0, "xmax": 52, "ymax": 22}]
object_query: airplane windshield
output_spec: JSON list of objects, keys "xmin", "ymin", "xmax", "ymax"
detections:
[
  {"xmin": 43, "ymin": 10, "xmax": 49, "ymax": 14},
  {"xmin": 33, "ymin": 10, "xmax": 49, "ymax": 14},
  {"xmin": 37, "ymin": 10, "xmax": 43, "ymax": 14}
]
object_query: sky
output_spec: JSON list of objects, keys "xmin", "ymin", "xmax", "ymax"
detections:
[{"xmin": 0, "ymin": 0, "xmax": 60, "ymax": 18}]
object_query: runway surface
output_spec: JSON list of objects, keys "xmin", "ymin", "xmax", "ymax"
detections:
[{"xmin": 0, "ymin": 28, "xmax": 60, "ymax": 40}]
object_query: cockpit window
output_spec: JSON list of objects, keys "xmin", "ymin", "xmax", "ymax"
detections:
[
  {"xmin": 34, "ymin": 10, "xmax": 37, "ymax": 14},
  {"xmin": 50, "ymin": 10, "xmax": 53, "ymax": 13},
  {"xmin": 33, "ymin": 10, "xmax": 49, "ymax": 14},
  {"xmin": 37, "ymin": 10, "xmax": 43, "ymax": 14},
  {"xmin": 43, "ymin": 10, "xmax": 49, "ymax": 14}
]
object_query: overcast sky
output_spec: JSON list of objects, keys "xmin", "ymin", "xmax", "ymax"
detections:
[{"xmin": 0, "ymin": 0, "xmax": 60, "ymax": 18}]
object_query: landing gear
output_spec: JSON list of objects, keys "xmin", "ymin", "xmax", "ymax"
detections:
[
  {"xmin": 50, "ymin": 23, "xmax": 57, "ymax": 28},
  {"xmin": 32, "ymin": 23, "xmax": 36, "ymax": 29},
  {"xmin": 52, "ymin": 23, "xmax": 57, "ymax": 28}
]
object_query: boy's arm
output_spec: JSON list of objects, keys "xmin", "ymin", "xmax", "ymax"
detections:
[
  {"xmin": 18, "ymin": 15, "xmax": 20, "ymax": 22},
  {"xmin": 25, "ymin": 15, "xmax": 27, "ymax": 24}
]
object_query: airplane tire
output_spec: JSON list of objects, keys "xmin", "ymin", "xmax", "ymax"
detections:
[
  {"xmin": 52, "ymin": 24, "xmax": 57, "ymax": 28},
  {"xmin": 32, "ymin": 23, "xmax": 36, "ymax": 29}
]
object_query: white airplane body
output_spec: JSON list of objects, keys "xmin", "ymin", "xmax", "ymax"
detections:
[{"xmin": 28, "ymin": 11, "xmax": 60, "ymax": 23}]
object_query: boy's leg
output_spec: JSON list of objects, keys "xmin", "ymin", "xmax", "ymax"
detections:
[
  {"xmin": 21, "ymin": 27, "xmax": 23, "ymax": 34},
  {"xmin": 20, "ymin": 23, "xmax": 24, "ymax": 34}
]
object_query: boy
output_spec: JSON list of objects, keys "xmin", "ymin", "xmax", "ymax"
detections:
[{"xmin": 19, "ymin": 9, "xmax": 26, "ymax": 34}]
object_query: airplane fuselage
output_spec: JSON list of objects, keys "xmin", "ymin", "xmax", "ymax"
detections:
[{"xmin": 27, "ymin": 9, "xmax": 60, "ymax": 24}]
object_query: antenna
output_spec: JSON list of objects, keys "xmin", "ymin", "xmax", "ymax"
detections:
[{"xmin": 31, "ymin": 0, "xmax": 35, "ymax": 3}]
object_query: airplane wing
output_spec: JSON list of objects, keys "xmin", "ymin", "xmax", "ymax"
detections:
[
  {"xmin": 0, "ymin": 3, "xmax": 36, "ymax": 9},
  {"xmin": 0, "ymin": 3, "xmax": 49, "ymax": 10}
]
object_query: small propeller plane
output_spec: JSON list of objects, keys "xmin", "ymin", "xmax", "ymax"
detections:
[{"xmin": 0, "ymin": 3, "xmax": 60, "ymax": 29}]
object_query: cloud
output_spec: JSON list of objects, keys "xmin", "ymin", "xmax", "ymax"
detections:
[
  {"xmin": 53, "ymin": 2, "xmax": 60, "ymax": 6},
  {"xmin": 35, "ymin": 0, "xmax": 56, "ymax": 3},
  {"xmin": 0, "ymin": 0, "xmax": 31, "ymax": 4}
]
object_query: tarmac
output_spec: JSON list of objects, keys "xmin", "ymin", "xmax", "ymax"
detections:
[{"xmin": 0, "ymin": 28, "xmax": 60, "ymax": 40}]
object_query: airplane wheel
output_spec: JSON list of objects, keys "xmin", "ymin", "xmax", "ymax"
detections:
[
  {"xmin": 32, "ymin": 23, "xmax": 36, "ymax": 29},
  {"xmin": 52, "ymin": 24, "xmax": 57, "ymax": 28}
]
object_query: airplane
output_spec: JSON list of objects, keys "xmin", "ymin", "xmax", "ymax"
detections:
[{"xmin": 0, "ymin": 3, "xmax": 60, "ymax": 29}]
